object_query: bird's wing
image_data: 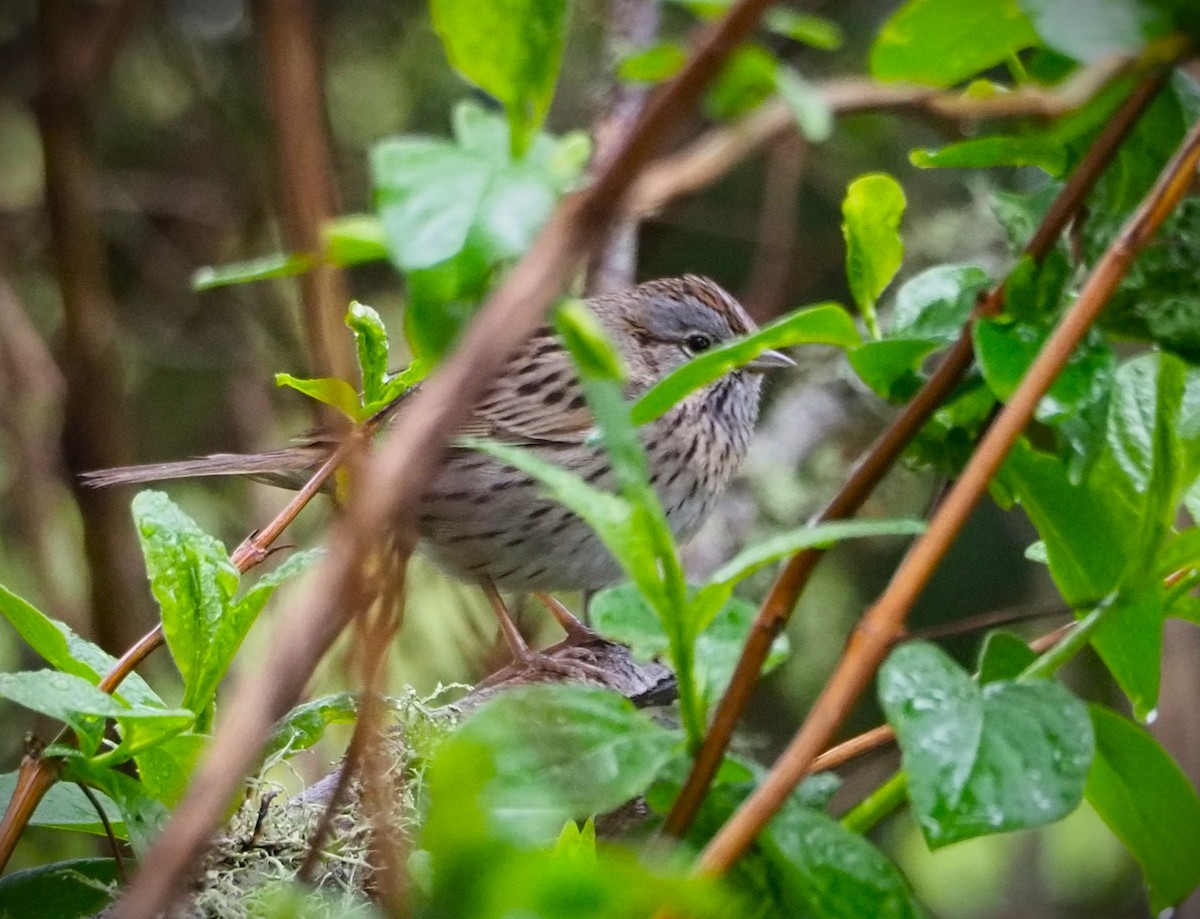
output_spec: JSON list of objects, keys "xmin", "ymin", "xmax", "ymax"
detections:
[{"xmin": 457, "ymin": 326, "xmax": 595, "ymax": 445}]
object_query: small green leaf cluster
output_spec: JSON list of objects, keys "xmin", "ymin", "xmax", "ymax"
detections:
[
  {"xmin": 0, "ymin": 493, "xmax": 317, "ymax": 865},
  {"xmin": 276, "ymin": 301, "xmax": 425, "ymax": 422}
]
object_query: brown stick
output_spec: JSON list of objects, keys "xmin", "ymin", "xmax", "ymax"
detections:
[
  {"xmin": 252, "ymin": 0, "xmax": 354, "ymax": 385},
  {"xmin": 108, "ymin": 2, "xmax": 782, "ymax": 915},
  {"xmin": 662, "ymin": 62, "xmax": 1175, "ymax": 838},
  {"xmin": 695, "ymin": 111, "xmax": 1200, "ymax": 875}
]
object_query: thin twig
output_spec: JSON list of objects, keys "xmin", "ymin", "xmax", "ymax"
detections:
[
  {"xmin": 662, "ymin": 61, "xmax": 1177, "ymax": 838},
  {"xmin": 76, "ymin": 782, "xmax": 127, "ymax": 883},
  {"xmin": 628, "ymin": 54, "xmax": 1141, "ymax": 219},
  {"xmin": 695, "ymin": 110, "xmax": 1200, "ymax": 875},
  {"xmin": 109, "ymin": 2, "xmax": 781, "ymax": 915}
]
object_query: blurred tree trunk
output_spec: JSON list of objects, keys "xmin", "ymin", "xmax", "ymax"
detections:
[
  {"xmin": 252, "ymin": 0, "xmax": 354, "ymax": 388},
  {"xmin": 36, "ymin": 0, "xmax": 153, "ymax": 652}
]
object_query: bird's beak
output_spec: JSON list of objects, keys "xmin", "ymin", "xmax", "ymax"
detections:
[{"xmin": 745, "ymin": 349, "xmax": 797, "ymax": 373}]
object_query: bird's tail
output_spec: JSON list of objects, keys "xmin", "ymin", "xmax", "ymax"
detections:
[{"xmin": 81, "ymin": 448, "xmax": 320, "ymax": 490}]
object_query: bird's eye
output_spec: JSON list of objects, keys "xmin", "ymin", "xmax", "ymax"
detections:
[{"xmin": 684, "ymin": 333, "xmax": 713, "ymax": 354}]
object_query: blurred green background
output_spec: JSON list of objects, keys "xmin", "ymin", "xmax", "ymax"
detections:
[{"xmin": 0, "ymin": 1, "xmax": 1193, "ymax": 916}]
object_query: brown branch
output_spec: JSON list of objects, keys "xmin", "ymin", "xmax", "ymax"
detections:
[
  {"xmin": 694, "ymin": 110, "xmax": 1200, "ymax": 875},
  {"xmin": 252, "ymin": 0, "xmax": 354, "ymax": 385},
  {"xmin": 629, "ymin": 55, "xmax": 1140, "ymax": 219},
  {"xmin": 108, "ymin": 2, "xmax": 784, "ymax": 914},
  {"xmin": 662, "ymin": 61, "xmax": 1176, "ymax": 839}
]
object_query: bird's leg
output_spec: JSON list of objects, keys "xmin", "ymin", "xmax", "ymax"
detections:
[
  {"xmin": 534, "ymin": 591, "xmax": 597, "ymax": 642},
  {"xmin": 479, "ymin": 580, "xmax": 608, "ymax": 680},
  {"xmin": 479, "ymin": 577, "xmax": 536, "ymax": 664}
]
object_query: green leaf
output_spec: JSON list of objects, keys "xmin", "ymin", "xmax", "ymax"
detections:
[
  {"xmin": 763, "ymin": 9, "xmax": 843, "ymax": 49},
  {"xmin": 134, "ymin": 732, "xmax": 207, "ymax": 806},
  {"xmin": 842, "ymin": 174, "xmax": 906, "ymax": 338},
  {"xmin": 429, "ymin": 0, "xmax": 569, "ymax": 156},
  {"xmin": 192, "ymin": 252, "xmax": 313, "ymax": 292},
  {"xmin": 911, "ymin": 135, "xmax": 1067, "ymax": 174},
  {"xmin": 134, "ymin": 490, "xmax": 238, "ymax": 713},
  {"xmin": 0, "ymin": 586, "xmax": 158, "ymax": 708},
  {"xmin": 632, "ymin": 303, "xmax": 859, "ymax": 425},
  {"xmin": 135, "ymin": 491, "xmax": 318, "ymax": 716},
  {"xmin": 975, "ymin": 321, "xmax": 1114, "ymax": 470},
  {"xmin": 871, "ymin": 0, "xmax": 1039, "ymax": 87},
  {"xmin": 275, "ymin": 373, "xmax": 362, "ymax": 420},
  {"xmin": 364, "ymin": 359, "xmax": 426, "ymax": 417},
  {"xmin": 706, "ymin": 44, "xmax": 778, "ymax": 120},
  {"xmin": 553, "ymin": 817, "xmax": 596, "ymax": 859},
  {"xmin": 0, "ymin": 585, "xmax": 104, "ymax": 683},
  {"xmin": 976, "ymin": 631, "xmax": 1037, "ymax": 683},
  {"xmin": 322, "ymin": 214, "xmax": 389, "ymax": 266},
  {"xmin": 0, "ymin": 771, "xmax": 123, "ymax": 837},
  {"xmin": 890, "ymin": 264, "xmax": 991, "ymax": 342},
  {"xmin": 1000, "ymin": 439, "xmax": 1129, "ymax": 604},
  {"xmin": 345, "ymin": 301, "xmax": 391, "ymax": 406},
  {"xmin": 1016, "ymin": 0, "xmax": 1177, "ymax": 62},
  {"xmin": 61, "ymin": 758, "xmax": 168, "ymax": 857},
  {"xmin": 702, "ymin": 519, "xmax": 926, "ymax": 595},
  {"xmin": 0, "ymin": 858, "xmax": 119, "ymax": 919},
  {"xmin": 880, "ymin": 642, "xmax": 1094, "ymax": 848},
  {"xmin": 373, "ymin": 109, "xmax": 574, "ymax": 272},
  {"xmin": 776, "ymin": 65, "xmax": 833, "ymax": 142},
  {"xmin": 0, "ymin": 671, "xmax": 193, "ymax": 759},
  {"xmin": 617, "ymin": 42, "xmax": 686, "ymax": 84},
  {"xmin": 1088, "ymin": 586, "xmax": 1165, "ymax": 721},
  {"xmin": 1087, "ymin": 705, "xmax": 1200, "ymax": 912},
  {"xmin": 759, "ymin": 797, "xmax": 927, "ymax": 919},
  {"xmin": 999, "ymin": 354, "xmax": 1200, "ymax": 611},
  {"xmin": 446, "ymin": 685, "xmax": 678, "ymax": 840},
  {"xmin": 264, "ymin": 691, "xmax": 359, "ymax": 762},
  {"xmin": 1159, "ymin": 526, "xmax": 1200, "ymax": 576},
  {"xmin": 848, "ymin": 338, "xmax": 942, "ymax": 401}
]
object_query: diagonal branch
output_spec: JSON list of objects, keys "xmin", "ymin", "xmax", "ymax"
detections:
[
  {"xmin": 695, "ymin": 110, "xmax": 1200, "ymax": 875},
  {"xmin": 661, "ymin": 61, "xmax": 1176, "ymax": 838}
]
